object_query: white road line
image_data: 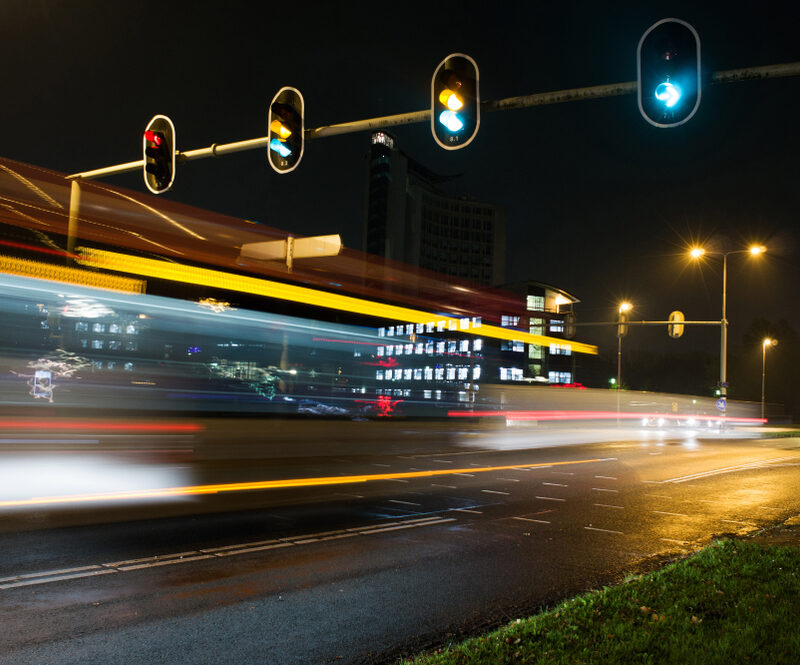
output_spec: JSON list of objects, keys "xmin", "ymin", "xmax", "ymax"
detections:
[
  {"xmin": 592, "ymin": 488, "xmax": 619, "ymax": 493},
  {"xmin": 512, "ymin": 517, "xmax": 551, "ymax": 524},
  {"xmin": 649, "ymin": 452, "xmax": 663, "ymax": 456},
  {"xmin": 642, "ymin": 480, "xmax": 663, "ymax": 484},
  {"xmin": 584, "ymin": 526, "xmax": 624, "ymax": 535},
  {"xmin": 542, "ymin": 482, "xmax": 568, "ymax": 487},
  {"xmin": 384, "ymin": 478, "xmax": 410, "ymax": 483},
  {"xmin": 372, "ymin": 463, "xmax": 391, "ymax": 467},
  {"xmin": 388, "ymin": 499, "xmax": 422, "ymax": 506},
  {"xmin": 536, "ymin": 496, "xmax": 566, "ymax": 502},
  {"xmin": 594, "ymin": 503, "xmax": 624, "ymax": 509},
  {"xmin": 481, "ymin": 489, "xmax": 509, "ymax": 495},
  {"xmin": 721, "ymin": 519, "xmax": 755, "ymax": 526},
  {"xmin": 433, "ymin": 459, "xmax": 453, "ymax": 464},
  {"xmin": 452, "ymin": 473, "xmax": 475, "ymax": 477},
  {"xmin": 0, "ymin": 516, "xmax": 454, "ymax": 591},
  {"xmin": 451, "ymin": 508, "xmax": 482, "ymax": 514},
  {"xmin": 651, "ymin": 510, "xmax": 689, "ymax": 517},
  {"xmin": 496, "ymin": 477, "xmax": 521, "ymax": 482},
  {"xmin": 430, "ymin": 484, "xmax": 457, "ymax": 489},
  {"xmin": 551, "ymin": 471, "xmax": 574, "ymax": 476},
  {"xmin": 662, "ymin": 456, "xmax": 800, "ymax": 484},
  {"xmin": 594, "ymin": 475, "xmax": 617, "ymax": 480}
]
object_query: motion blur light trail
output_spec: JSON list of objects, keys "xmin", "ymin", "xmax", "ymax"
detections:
[
  {"xmin": 0, "ymin": 420, "xmax": 204, "ymax": 432},
  {"xmin": 447, "ymin": 410, "xmax": 766, "ymax": 425},
  {"xmin": 0, "ymin": 456, "xmax": 613, "ymax": 509}
]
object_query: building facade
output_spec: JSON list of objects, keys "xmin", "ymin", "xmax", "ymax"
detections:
[{"xmin": 364, "ymin": 131, "xmax": 506, "ymax": 286}]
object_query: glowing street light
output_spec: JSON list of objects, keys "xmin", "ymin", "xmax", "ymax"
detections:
[
  {"xmin": 688, "ymin": 244, "xmax": 767, "ymax": 416},
  {"xmin": 616, "ymin": 301, "xmax": 633, "ymax": 392},
  {"xmin": 761, "ymin": 337, "xmax": 778, "ymax": 421}
]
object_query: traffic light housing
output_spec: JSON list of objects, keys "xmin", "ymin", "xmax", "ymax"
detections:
[
  {"xmin": 268, "ymin": 87, "xmax": 304, "ymax": 173},
  {"xmin": 618, "ymin": 312, "xmax": 629, "ymax": 338},
  {"xmin": 637, "ymin": 18, "xmax": 701, "ymax": 128},
  {"xmin": 668, "ymin": 310, "xmax": 685, "ymax": 338},
  {"xmin": 431, "ymin": 53, "xmax": 479, "ymax": 150},
  {"xmin": 143, "ymin": 115, "xmax": 176, "ymax": 194}
]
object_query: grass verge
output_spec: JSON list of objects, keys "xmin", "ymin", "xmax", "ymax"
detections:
[{"xmin": 402, "ymin": 538, "xmax": 800, "ymax": 664}]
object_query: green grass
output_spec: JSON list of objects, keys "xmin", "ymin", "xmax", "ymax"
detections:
[{"xmin": 402, "ymin": 539, "xmax": 800, "ymax": 664}]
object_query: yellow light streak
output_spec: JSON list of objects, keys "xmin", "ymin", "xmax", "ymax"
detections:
[
  {"xmin": 0, "ymin": 254, "xmax": 145, "ymax": 293},
  {"xmin": 0, "ymin": 457, "xmax": 611, "ymax": 508},
  {"xmin": 75, "ymin": 247, "xmax": 598, "ymax": 354}
]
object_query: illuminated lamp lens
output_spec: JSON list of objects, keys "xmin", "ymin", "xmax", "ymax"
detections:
[
  {"xmin": 438, "ymin": 89, "xmax": 464, "ymax": 111},
  {"xmin": 269, "ymin": 138, "xmax": 292, "ymax": 158},
  {"xmin": 438, "ymin": 110, "xmax": 464, "ymax": 133},
  {"xmin": 655, "ymin": 81, "xmax": 681, "ymax": 108},
  {"xmin": 270, "ymin": 119, "xmax": 292, "ymax": 139}
]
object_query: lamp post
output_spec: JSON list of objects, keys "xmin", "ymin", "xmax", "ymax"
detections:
[
  {"xmin": 689, "ymin": 245, "xmax": 766, "ymax": 418},
  {"xmin": 761, "ymin": 337, "xmax": 777, "ymax": 421},
  {"xmin": 616, "ymin": 301, "xmax": 632, "ymax": 424}
]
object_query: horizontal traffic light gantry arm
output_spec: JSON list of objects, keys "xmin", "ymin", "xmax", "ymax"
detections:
[{"xmin": 68, "ymin": 61, "xmax": 800, "ymax": 181}]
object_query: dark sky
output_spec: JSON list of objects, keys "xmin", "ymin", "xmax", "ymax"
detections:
[{"xmin": 1, "ymin": 0, "xmax": 798, "ymax": 361}]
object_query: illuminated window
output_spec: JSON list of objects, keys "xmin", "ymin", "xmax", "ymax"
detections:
[
  {"xmin": 435, "ymin": 367, "xmax": 444, "ymax": 381},
  {"xmin": 472, "ymin": 317, "xmax": 481, "ymax": 328},
  {"xmin": 501, "ymin": 315, "xmax": 520, "ymax": 327},
  {"xmin": 108, "ymin": 340, "xmax": 121, "ymax": 350},
  {"xmin": 91, "ymin": 339, "xmax": 104, "ymax": 349},
  {"xmin": 385, "ymin": 346, "xmax": 393, "ymax": 356},
  {"xmin": 446, "ymin": 366, "xmax": 456, "ymax": 381},
  {"xmin": 125, "ymin": 341, "xmax": 137, "ymax": 351},
  {"xmin": 527, "ymin": 295, "xmax": 545, "ymax": 311},
  {"xmin": 387, "ymin": 326, "xmax": 394, "ymax": 337},
  {"xmin": 413, "ymin": 368, "xmax": 422, "ymax": 380},
  {"xmin": 424, "ymin": 366, "xmax": 433, "ymax": 381},
  {"xmin": 473, "ymin": 338, "xmax": 482, "ymax": 352},
  {"xmin": 415, "ymin": 343, "xmax": 423, "ymax": 354},
  {"xmin": 416, "ymin": 323, "xmax": 424, "ymax": 334},
  {"xmin": 548, "ymin": 371, "xmax": 573, "ymax": 384},
  {"xmin": 80, "ymin": 339, "xmax": 88, "ymax": 348},
  {"xmin": 459, "ymin": 339, "xmax": 469, "ymax": 353},
  {"xmin": 436, "ymin": 341, "xmax": 445, "ymax": 354},
  {"xmin": 404, "ymin": 369, "xmax": 412, "ymax": 381},
  {"xmin": 550, "ymin": 319, "xmax": 564, "ymax": 333},
  {"xmin": 457, "ymin": 366, "xmax": 468, "ymax": 380},
  {"xmin": 426, "ymin": 322, "xmax": 435, "ymax": 333},
  {"xmin": 109, "ymin": 324, "xmax": 122, "ymax": 334},
  {"xmin": 92, "ymin": 323, "xmax": 106, "ymax": 333},
  {"xmin": 378, "ymin": 327, "xmax": 386, "ymax": 337},
  {"xmin": 376, "ymin": 370, "xmax": 384, "ymax": 380},
  {"xmin": 472, "ymin": 365, "xmax": 481, "ymax": 380},
  {"xmin": 377, "ymin": 346, "xmax": 384, "ymax": 356},
  {"xmin": 502, "ymin": 340, "xmax": 524, "ymax": 352},
  {"xmin": 530, "ymin": 318, "xmax": 544, "ymax": 335},
  {"xmin": 529, "ymin": 344, "xmax": 544, "ymax": 359},
  {"xmin": 435, "ymin": 390, "xmax": 442, "ymax": 400},
  {"xmin": 549, "ymin": 343, "xmax": 572, "ymax": 356},
  {"xmin": 424, "ymin": 390, "xmax": 432, "ymax": 399},
  {"xmin": 447, "ymin": 340, "xmax": 457, "ymax": 353},
  {"xmin": 75, "ymin": 322, "xmax": 88, "ymax": 332},
  {"xmin": 405, "ymin": 324, "xmax": 414, "ymax": 335},
  {"xmin": 426, "ymin": 341, "xmax": 434, "ymax": 355},
  {"xmin": 437, "ymin": 320, "xmax": 446, "ymax": 332},
  {"xmin": 404, "ymin": 344, "xmax": 413, "ymax": 355},
  {"xmin": 395, "ymin": 345, "xmax": 403, "ymax": 355},
  {"xmin": 125, "ymin": 325, "xmax": 137, "ymax": 335},
  {"xmin": 124, "ymin": 362, "xmax": 134, "ymax": 371}
]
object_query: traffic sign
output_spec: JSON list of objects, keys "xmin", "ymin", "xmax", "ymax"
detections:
[{"xmin": 715, "ymin": 397, "xmax": 727, "ymax": 411}]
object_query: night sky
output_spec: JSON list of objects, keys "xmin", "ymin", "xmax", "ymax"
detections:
[{"xmin": 1, "ymin": 1, "xmax": 798, "ymax": 399}]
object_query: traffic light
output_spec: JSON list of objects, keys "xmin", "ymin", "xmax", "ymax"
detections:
[
  {"xmin": 668, "ymin": 310, "xmax": 685, "ymax": 338},
  {"xmin": 431, "ymin": 53, "xmax": 479, "ymax": 150},
  {"xmin": 143, "ymin": 115, "xmax": 176, "ymax": 194},
  {"xmin": 618, "ymin": 311, "xmax": 629, "ymax": 338},
  {"xmin": 268, "ymin": 87, "xmax": 304, "ymax": 173},
  {"xmin": 637, "ymin": 18, "xmax": 701, "ymax": 128}
]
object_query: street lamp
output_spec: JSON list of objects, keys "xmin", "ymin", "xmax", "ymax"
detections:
[
  {"xmin": 688, "ymin": 244, "xmax": 766, "ymax": 416},
  {"xmin": 617, "ymin": 301, "xmax": 633, "ymax": 392},
  {"xmin": 761, "ymin": 337, "xmax": 777, "ymax": 421}
]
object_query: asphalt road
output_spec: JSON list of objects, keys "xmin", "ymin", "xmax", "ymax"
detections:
[{"xmin": 1, "ymin": 428, "xmax": 799, "ymax": 664}]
